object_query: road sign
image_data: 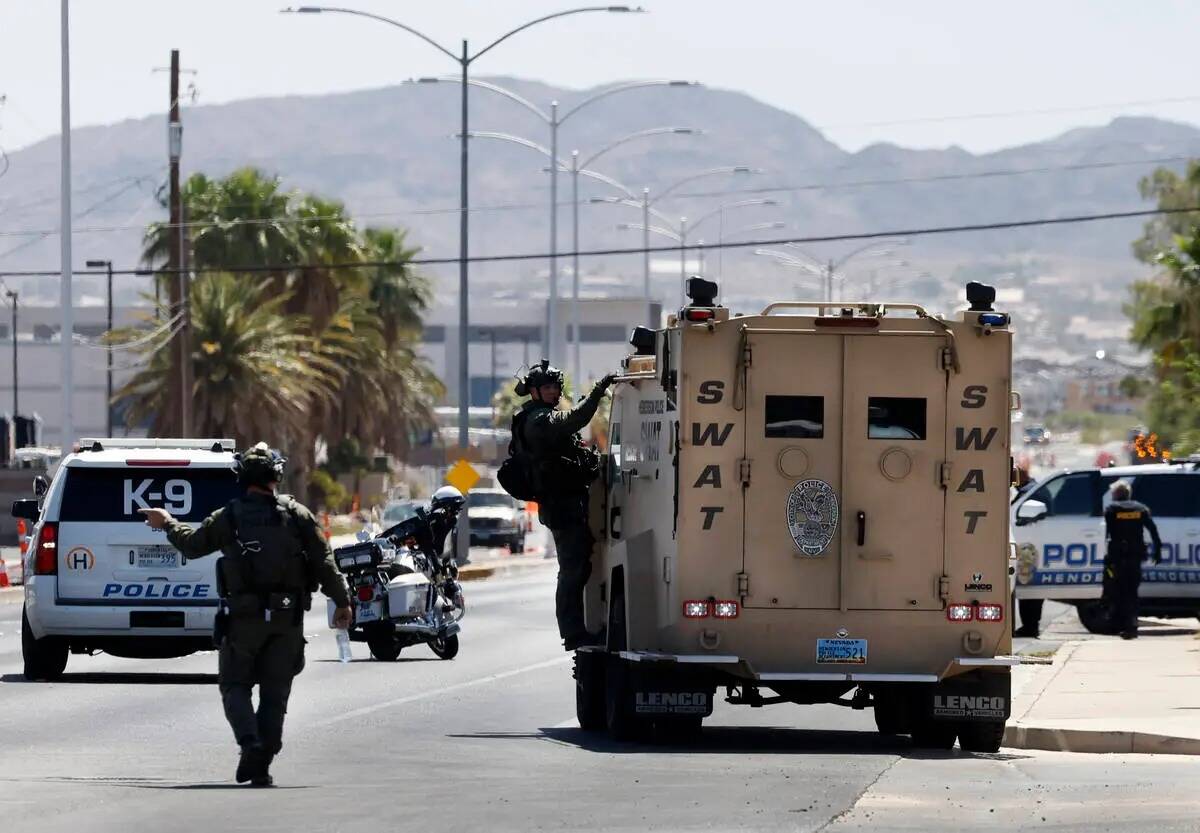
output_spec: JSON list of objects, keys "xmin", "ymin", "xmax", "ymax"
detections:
[{"xmin": 446, "ymin": 459, "xmax": 481, "ymax": 494}]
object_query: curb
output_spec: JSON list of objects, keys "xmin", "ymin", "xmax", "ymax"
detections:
[
  {"xmin": 0, "ymin": 585, "xmax": 22, "ymax": 603},
  {"xmin": 458, "ymin": 558, "xmax": 553, "ymax": 583},
  {"xmin": 1003, "ymin": 724, "xmax": 1200, "ymax": 756}
]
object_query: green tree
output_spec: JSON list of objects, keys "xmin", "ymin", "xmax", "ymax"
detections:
[{"xmin": 1132, "ymin": 161, "xmax": 1200, "ymax": 264}]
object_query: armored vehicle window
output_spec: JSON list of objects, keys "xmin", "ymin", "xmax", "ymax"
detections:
[
  {"xmin": 765, "ymin": 395, "xmax": 824, "ymax": 439},
  {"xmin": 1129, "ymin": 474, "xmax": 1200, "ymax": 517},
  {"xmin": 867, "ymin": 397, "xmax": 926, "ymax": 440}
]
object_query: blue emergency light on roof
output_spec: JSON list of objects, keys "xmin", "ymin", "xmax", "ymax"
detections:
[{"xmin": 978, "ymin": 313, "xmax": 1009, "ymax": 328}]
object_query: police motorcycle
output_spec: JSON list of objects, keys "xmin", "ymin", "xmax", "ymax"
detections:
[{"xmin": 329, "ymin": 487, "xmax": 467, "ymax": 661}]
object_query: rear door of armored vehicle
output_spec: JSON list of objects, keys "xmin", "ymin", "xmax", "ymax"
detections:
[{"xmin": 741, "ymin": 322, "xmax": 949, "ymax": 610}]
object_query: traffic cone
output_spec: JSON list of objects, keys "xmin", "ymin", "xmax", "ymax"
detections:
[
  {"xmin": 322, "ymin": 512, "xmax": 332, "ymax": 542},
  {"xmin": 0, "ymin": 556, "xmax": 9, "ymax": 588}
]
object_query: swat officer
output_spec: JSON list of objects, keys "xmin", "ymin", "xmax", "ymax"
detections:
[
  {"xmin": 1102, "ymin": 480, "xmax": 1162, "ymax": 640},
  {"xmin": 515, "ymin": 361, "xmax": 615, "ymax": 650},
  {"xmin": 139, "ymin": 443, "xmax": 352, "ymax": 786}
]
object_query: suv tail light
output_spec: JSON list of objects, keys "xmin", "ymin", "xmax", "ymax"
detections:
[
  {"xmin": 682, "ymin": 600, "xmax": 710, "ymax": 618},
  {"xmin": 947, "ymin": 603, "xmax": 973, "ymax": 622},
  {"xmin": 975, "ymin": 603, "xmax": 1004, "ymax": 622},
  {"xmin": 34, "ymin": 522, "xmax": 59, "ymax": 575},
  {"xmin": 712, "ymin": 600, "xmax": 740, "ymax": 619}
]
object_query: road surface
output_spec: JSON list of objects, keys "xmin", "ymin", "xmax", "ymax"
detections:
[{"xmin": 1, "ymin": 568, "xmax": 1196, "ymax": 832}]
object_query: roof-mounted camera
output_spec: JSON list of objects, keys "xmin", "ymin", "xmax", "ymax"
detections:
[
  {"xmin": 685, "ymin": 276, "xmax": 719, "ymax": 307},
  {"xmin": 966, "ymin": 281, "xmax": 996, "ymax": 312}
]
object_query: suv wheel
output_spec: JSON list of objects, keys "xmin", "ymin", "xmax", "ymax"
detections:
[
  {"xmin": 22, "ymin": 605, "xmax": 68, "ymax": 681},
  {"xmin": 574, "ymin": 651, "xmax": 606, "ymax": 731}
]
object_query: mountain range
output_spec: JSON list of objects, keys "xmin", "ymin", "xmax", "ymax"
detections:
[{"xmin": 1, "ymin": 78, "xmax": 1196, "ymax": 337}]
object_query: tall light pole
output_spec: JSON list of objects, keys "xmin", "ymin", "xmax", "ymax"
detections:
[
  {"xmin": 86, "ymin": 259, "xmax": 114, "ymax": 436},
  {"xmin": 6, "ymin": 289, "xmax": 16, "ymax": 419},
  {"xmin": 415, "ymin": 75, "xmax": 697, "ymax": 360},
  {"xmin": 756, "ymin": 239, "xmax": 908, "ymax": 303},
  {"xmin": 285, "ymin": 4, "xmax": 643, "ymax": 565},
  {"xmin": 59, "ymin": 0, "xmax": 74, "ymax": 451}
]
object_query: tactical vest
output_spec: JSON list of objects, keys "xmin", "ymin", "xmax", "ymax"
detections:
[{"xmin": 217, "ymin": 495, "xmax": 312, "ymax": 617}]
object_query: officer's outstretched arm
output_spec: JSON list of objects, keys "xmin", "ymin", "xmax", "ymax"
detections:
[
  {"xmin": 542, "ymin": 377, "xmax": 613, "ymax": 438},
  {"xmin": 158, "ymin": 510, "xmax": 235, "ymax": 558},
  {"xmin": 298, "ymin": 514, "xmax": 352, "ymax": 609}
]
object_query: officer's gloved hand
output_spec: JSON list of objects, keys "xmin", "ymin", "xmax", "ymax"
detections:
[
  {"xmin": 599, "ymin": 373, "xmax": 617, "ymax": 391},
  {"xmin": 1153, "ymin": 548, "xmax": 1163, "ymax": 565}
]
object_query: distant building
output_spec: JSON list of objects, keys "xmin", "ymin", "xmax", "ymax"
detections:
[{"xmin": 1063, "ymin": 355, "xmax": 1144, "ymax": 414}]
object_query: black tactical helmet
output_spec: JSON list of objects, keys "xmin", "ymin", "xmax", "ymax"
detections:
[
  {"xmin": 235, "ymin": 442, "xmax": 287, "ymax": 487},
  {"xmin": 514, "ymin": 359, "xmax": 565, "ymax": 397}
]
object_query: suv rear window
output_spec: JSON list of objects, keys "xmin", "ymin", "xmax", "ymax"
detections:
[{"xmin": 59, "ymin": 467, "xmax": 240, "ymax": 523}]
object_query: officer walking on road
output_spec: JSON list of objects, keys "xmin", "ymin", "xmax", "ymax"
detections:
[
  {"xmin": 1102, "ymin": 480, "xmax": 1162, "ymax": 640},
  {"xmin": 140, "ymin": 443, "xmax": 352, "ymax": 786},
  {"xmin": 514, "ymin": 361, "xmax": 615, "ymax": 651}
]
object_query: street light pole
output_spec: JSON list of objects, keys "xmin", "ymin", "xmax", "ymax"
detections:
[
  {"xmin": 59, "ymin": 0, "xmax": 74, "ymax": 451},
  {"xmin": 570, "ymin": 150, "xmax": 581, "ymax": 386},
  {"xmin": 6, "ymin": 290, "xmax": 17, "ymax": 419},
  {"xmin": 642, "ymin": 188, "xmax": 651, "ymax": 326},
  {"xmin": 86, "ymin": 259, "xmax": 114, "ymax": 436},
  {"xmin": 548, "ymin": 100, "xmax": 559, "ymax": 360}
]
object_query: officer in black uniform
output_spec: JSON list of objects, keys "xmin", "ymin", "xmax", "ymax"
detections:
[
  {"xmin": 1102, "ymin": 481, "xmax": 1162, "ymax": 639},
  {"xmin": 514, "ymin": 361, "xmax": 614, "ymax": 650}
]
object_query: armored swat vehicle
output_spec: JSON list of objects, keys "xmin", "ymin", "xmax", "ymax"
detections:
[{"xmin": 575, "ymin": 279, "xmax": 1016, "ymax": 751}]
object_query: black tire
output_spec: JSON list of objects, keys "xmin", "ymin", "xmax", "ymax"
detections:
[
  {"xmin": 1077, "ymin": 601, "xmax": 1118, "ymax": 635},
  {"xmin": 958, "ymin": 720, "xmax": 1006, "ymax": 753},
  {"xmin": 429, "ymin": 633, "xmax": 460, "ymax": 660},
  {"xmin": 22, "ymin": 605, "xmax": 68, "ymax": 681},
  {"xmin": 367, "ymin": 634, "xmax": 403, "ymax": 662},
  {"xmin": 574, "ymin": 652, "xmax": 606, "ymax": 731},
  {"xmin": 604, "ymin": 656, "xmax": 647, "ymax": 741},
  {"xmin": 873, "ymin": 696, "xmax": 906, "ymax": 736},
  {"xmin": 911, "ymin": 719, "xmax": 958, "ymax": 750},
  {"xmin": 654, "ymin": 715, "xmax": 703, "ymax": 744}
]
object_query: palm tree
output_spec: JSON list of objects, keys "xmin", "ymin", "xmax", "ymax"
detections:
[
  {"xmin": 112, "ymin": 274, "xmax": 337, "ymax": 446},
  {"xmin": 361, "ymin": 227, "xmax": 429, "ymax": 347}
]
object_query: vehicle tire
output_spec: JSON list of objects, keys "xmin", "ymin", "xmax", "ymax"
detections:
[
  {"xmin": 1077, "ymin": 601, "xmax": 1118, "ymax": 635},
  {"xmin": 911, "ymin": 719, "xmax": 957, "ymax": 750},
  {"xmin": 604, "ymin": 656, "xmax": 647, "ymax": 742},
  {"xmin": 654, "ymin": 715, "xmax": 703, "ymax": 744},
  {"xmin": 873, "ymin": 696, "xmax": 905, "ymax": 736},
  {"xmin": 958, "ymin": 720, "xmax": 1006, "ymax": 753},
  {"xmin": 367, "ymin": 634, "xmax": 403, "ymax": 662},
  {"xmin": 22, "ymin": 605, "xmax": 68, "ymax": 681},
  {"xmin": 429, "ymin": 633, "xmax": 460, "ymax": 660},
  {"xmin": 574, "ymin": 651, "xmax": 606, "ymax": 732}
]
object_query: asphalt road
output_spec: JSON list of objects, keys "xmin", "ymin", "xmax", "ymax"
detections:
[{"xmin": 2, "ymin": 569, "xmax": 1198, "ymax": 833}]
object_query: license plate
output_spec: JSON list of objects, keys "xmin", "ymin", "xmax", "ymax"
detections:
[
  {"xmin": 816, "ymin": 638, "xmax": 868, "ymax": 665},
  {"xmin": 356, "ymin": 601, "xmax": 382, "ymax": 624},
  {"xmin": 137, "ymin": 545, "xmax": 178, "ymax": 569}
]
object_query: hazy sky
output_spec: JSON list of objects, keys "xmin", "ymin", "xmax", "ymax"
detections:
[{"xmin": 2, "ymin": 0, "xmax": 1200, "ymax": 156}]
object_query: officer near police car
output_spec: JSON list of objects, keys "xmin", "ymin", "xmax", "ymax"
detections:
[
  {"xmin": 1102, "ymin": 480, "xmax": 1163, "ymax": 640},
  {"xmin": 140, "ymin": 442, "xmax": 352, "ymax": 786},
  {"xmin": 513, "ymin": 361, "xmax": 614, "ymax": 651}
]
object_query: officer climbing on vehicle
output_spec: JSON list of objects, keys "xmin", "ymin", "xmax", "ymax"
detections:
[
  {"xmin": 139, "ymin": 442, "xmax": 352, "ymax": 786},
  {"xmin": 500, "ymin": 360, "xmax": 614, "ymax": 651},
  {"xmin": 1102, "ymin": 480, "xmax": 1163, "ymax": 640}
]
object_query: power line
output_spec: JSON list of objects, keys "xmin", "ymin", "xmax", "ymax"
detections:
[{"xmin": 0, "ymin": 202, "xmax": 1194, "ymax": 279}]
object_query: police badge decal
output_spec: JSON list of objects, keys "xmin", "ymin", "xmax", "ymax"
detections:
[{"xmin": 786, "ymin": 479, "xmax": 839, "ymax": 556}]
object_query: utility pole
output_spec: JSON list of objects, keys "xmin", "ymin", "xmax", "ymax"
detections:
[
  {"xmin": 6, "ymin": 290, "xmax": 17, "ymax": 419},
  {"xmin": 165, "ymin": 49, "xmax": 187, "ymax": 437}
]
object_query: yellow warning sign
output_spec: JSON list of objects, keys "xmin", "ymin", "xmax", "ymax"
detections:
[{"xmin": 445, "ymin": 459, "xmax": 481, "ymax": 494}]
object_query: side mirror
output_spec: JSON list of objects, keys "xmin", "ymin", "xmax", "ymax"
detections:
[
  {"xmin": 11, "ymin": 499, "xmax": 40, "ymax": 522},
  {"xmin": 1016, "ymin": 499, "xmax": 1048, "ymax": 526},
  {"xmin": 33, "ymin": 476, "xmax": 49, "ymax": 497}
]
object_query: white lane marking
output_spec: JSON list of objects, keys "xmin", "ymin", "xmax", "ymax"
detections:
[{"xmin": 309, "ymin": 655, "xmax": 571, "ymax": 729}]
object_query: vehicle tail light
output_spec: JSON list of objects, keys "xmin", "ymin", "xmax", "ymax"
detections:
[
  {"xmin": 713, "ymin": 600, "xmax": 739, "ymax": 619},
  {"xmin": 356, "ymin": 585, "xmax": 374, "ymax": 603},
  {"xmin": 34, "ymin": 522, "xmax": 58, "ymax": 575},
  {"xmin": 682, "ymin": 600, "xmax": 710, "ymax": 618},
  {"xmin": 946, "ymin": 603, "xmax": 973, "ymax": 622},
  {"xmin": 683, "ymin": 308, "xmax": 715, "ymax": 322},
  {"xmin": 975, "ymin": 603, "xmax": 1004, "ymax": 622}
]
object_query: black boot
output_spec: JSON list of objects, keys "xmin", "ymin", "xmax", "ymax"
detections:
[{"xmin": 236, "ymin": 742, "xmax": 270, "ymax": 784}]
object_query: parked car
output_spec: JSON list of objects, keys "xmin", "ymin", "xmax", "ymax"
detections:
[
  {"xmin": 466, "ymin": 489, "xmax": 525, "ymax": 553},
  {"xmin": 1022, "ymin": 425, "xmax": 1051, "ymax": 445}
]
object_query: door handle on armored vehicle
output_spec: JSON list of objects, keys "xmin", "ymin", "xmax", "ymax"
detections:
[{"xmin": 856, "ymin": 511, "xmax": 866, "ymax": 547}]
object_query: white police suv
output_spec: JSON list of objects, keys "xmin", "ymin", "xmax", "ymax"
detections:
[
  {"xmin": 16, "ymin": 438, "xmax": 240, "ymax": 680},
  {"xmin": 1011, "ymin": 461, "xmax": 1200, "ymax": 631}
]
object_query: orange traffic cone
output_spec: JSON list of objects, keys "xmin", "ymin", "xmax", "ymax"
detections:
[
  {"xmin": 322, "ymin": 512, "xmax": 332, "ymax": 542},
  {"xmin": 0, "ymin": 556, "xmax": 9, "ymax": 588}
]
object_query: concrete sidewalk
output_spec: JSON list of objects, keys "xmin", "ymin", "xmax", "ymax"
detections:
[{"xmin": 1005, "ymin": 615, "xmax": 1200, "ymax": 755}]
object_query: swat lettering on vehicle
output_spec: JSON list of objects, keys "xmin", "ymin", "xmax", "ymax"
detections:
[
  {"xmin": 634, "ymin": 691, "xmax": 710, "ymax": 714},
  {"xmin": 692, "ymin": 380, "xmax": 730, "ymax": 534},
  {"xmin": 933, "ymin": 695, "xmax": 1007, "ymax": 720},
  {"xmin": 955, "ymin": 386, "xmax": 995, "ymax": 535},
  {"xmin": 102, "ymin": 583, "xmax": 212, "ymax": 599}
]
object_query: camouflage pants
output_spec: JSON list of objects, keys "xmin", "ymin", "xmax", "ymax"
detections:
[{"xmin": 218, "ymin": 622, "xmax": 306, "ymax": 755}]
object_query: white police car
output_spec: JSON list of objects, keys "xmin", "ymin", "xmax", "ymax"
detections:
[
  {"xmin": 15, "ymin": 438, "xmax": 240, "ymax": 680},
  {"xmin": 1011, "ymin": 461, "xmax": 1200, "ymax": 631}
]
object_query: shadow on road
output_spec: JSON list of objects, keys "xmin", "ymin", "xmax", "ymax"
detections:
[
  {"xmin": 449, "ymin": 726, "xmax": 1031, "ymax": 761},
  {"xmin": 0, "ymin": 672, "xmax": 217, "ymax": 685}
]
